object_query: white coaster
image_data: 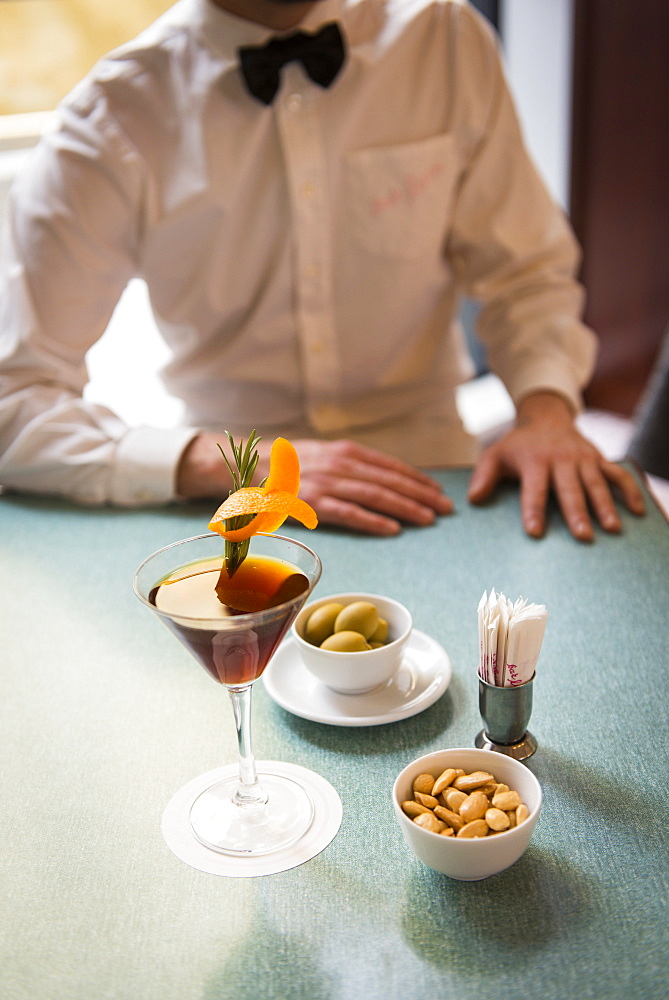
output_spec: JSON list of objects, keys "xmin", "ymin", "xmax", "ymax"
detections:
[{"xmin": 161, "ymin": 761, "xmax": 342, "ymax": 877}]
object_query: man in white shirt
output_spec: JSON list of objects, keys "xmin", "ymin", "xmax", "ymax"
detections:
[{"xmin": 0, "ymin": 0, "xmax": 644, "ymax": 539}]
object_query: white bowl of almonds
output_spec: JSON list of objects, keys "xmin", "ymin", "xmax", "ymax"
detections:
[
  {"xmin": 292, "ymin": 592, "xmax": 412, "ymax": 694},
  {"xmin": 392, "ymin": 748, "xmax": 542, "ymax": 880}
]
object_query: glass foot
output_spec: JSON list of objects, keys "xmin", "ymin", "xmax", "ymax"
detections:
[
  {"xmin": 189, "ymin": 772, "xmax": 314, "ymax": 856},
  {"xmin": 475, "ymin": 729, "xmax": 537, "ymax": 760}
]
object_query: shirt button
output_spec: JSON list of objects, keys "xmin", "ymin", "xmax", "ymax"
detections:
[
  {"xmin": 303, "ymin": 263, "xmax": 320, "ymax": 278},
  {"xmin": 286, "ymin": 93, "xmax": 303, "ymax": 111},
  {"xmin": 300, "ymin": 181, "xmax": 316, "ymax": 199}
]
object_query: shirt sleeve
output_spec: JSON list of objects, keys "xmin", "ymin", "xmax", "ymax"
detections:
[
  {"xmin": 0, "ymin": 91, "xmax": 198, "ymax": 505},
  {"xmin": 446, "ymin": 5, "xmax": 597, "ymax": 414}
]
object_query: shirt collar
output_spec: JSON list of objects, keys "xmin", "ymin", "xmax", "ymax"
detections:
[{"xmin": 190, "ymin": 0, "xmax": 384, "ymax": 66}]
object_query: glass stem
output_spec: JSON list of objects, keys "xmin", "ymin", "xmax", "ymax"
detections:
[{"xmin": 227, "ymin": 684, "xmax": 268, "ymax": 808}]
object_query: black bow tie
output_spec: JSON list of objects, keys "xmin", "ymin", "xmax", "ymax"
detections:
[{"xmin": 239, "ymin": 22, "xmax": 345, "ymax": 105}]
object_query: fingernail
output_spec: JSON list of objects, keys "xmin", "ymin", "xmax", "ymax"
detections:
[
  {"xmin": 418, "ymin": 509, "xmax": 436, "ymax": 526},
  {"xmin": 382, "ymin": 522, "xmax": 402, "ymax": 537}
]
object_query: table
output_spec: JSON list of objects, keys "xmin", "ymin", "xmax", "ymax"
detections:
[{"xmin": 1, "ymin": 469, "xmax": 667, "ymax": 1000}]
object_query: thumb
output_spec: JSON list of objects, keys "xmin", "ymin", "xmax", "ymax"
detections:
[{"xmin": 467, "ymin": 447, "xmax": 503, "ymax": 503}]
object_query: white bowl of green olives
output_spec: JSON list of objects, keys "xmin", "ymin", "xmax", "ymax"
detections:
[{"xmin": 292, "ymin": 592, "xmax": 412, "ymax": 694}]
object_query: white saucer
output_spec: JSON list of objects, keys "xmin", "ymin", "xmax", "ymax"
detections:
[{"xmin": 262, "ymin": 629, "xmax": 451, "ymax": 727}]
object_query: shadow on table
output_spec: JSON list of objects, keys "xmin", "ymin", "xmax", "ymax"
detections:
[
  {"xmin": 267, "ymin": 680, "xmax": 458, "ymax": 757},
  {"xmin": 201, "ymin": 913, "xmax": 336, "ymax": 1000},
  {"xmin": 534, "ymin": 746, "xmax": 669, "ymax": 834},
  {"xmin": 400, "ymin": 847, "xmax": 597, "ymax": 971}
]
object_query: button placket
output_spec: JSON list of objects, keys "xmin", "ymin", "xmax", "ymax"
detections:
[{"xmin": 275, "ymin": 70, "xmax": 341, "ymax": 425}]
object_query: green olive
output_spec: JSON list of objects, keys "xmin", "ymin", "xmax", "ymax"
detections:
[
  {"xmin": 334, "ymin": 601, "xmax": 380, "ymax": 640},
  {"xmin": 304, "ymin": 602, "xmax": 344, "ymax": 646},
  {"xmin": 320, "ymin": 630, "xmax": 371, "ymax": 652},
  {"xmin": 369, "ymin": 617, "xmax": 388, "ymax": 644}
]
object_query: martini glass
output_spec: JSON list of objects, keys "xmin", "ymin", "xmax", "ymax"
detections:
[{"xmin": 133, "ymin": 531, "xmax": 321, "ymax": 857}]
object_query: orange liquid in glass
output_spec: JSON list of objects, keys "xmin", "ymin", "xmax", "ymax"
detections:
[{"xmin": 150, "ymin": 555, "xmax": 308, "ymax": 685}]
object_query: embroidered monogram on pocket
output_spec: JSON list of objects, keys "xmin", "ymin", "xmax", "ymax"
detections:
[{"xmin": 344, "ymin": 133, "xmax": 458, "ymax": 258}]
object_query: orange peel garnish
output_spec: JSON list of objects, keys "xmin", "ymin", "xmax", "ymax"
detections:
[{"xmin": 208, "ymin": 437, "xmax": 317, "ymax": 542}]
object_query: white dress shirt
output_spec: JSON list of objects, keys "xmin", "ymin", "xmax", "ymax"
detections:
[{"xmin": 0, "ymin": 0, "xmax": 596, "ymax": 505}]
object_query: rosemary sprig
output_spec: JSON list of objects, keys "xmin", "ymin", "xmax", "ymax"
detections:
[{"xmin": 218, "ymin": 429, "xmax": 264, "ymax": 577}]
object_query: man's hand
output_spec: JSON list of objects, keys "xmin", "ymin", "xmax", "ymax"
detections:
[
  {"xmin": 467, "ymin": 392, "xmax": 646, "ymax": 541},
  {"xmin": 177, "ymin": 433, "xmax": 453, "ymax": 535}
]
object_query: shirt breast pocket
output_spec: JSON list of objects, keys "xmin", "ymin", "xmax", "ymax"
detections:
[{"xmin": 343, "ymin": 133, "xmax": 459, "ymax": 259}]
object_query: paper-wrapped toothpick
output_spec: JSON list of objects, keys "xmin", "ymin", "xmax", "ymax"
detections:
[{"xmin": 477, "ymin": 590, "xmax": 547, "ymax": 687}]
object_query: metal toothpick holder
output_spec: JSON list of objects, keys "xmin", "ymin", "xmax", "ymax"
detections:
[{"xmin": 475, "ymin": 674, "xmax": 537, "ymax": 760}]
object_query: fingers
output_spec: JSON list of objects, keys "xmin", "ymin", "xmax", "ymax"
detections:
[
  {"xmin": 468, "ymin": 432, "xmax": 646, "ymax": 543},
  {"xmin": 578, "ymin": 460, "xmax": 646, "ymax": 528},
  {"xmin": 343, "ymin": 462, "xmax": 453, "ymax": 519},
  {"xmin": 552, "ymin": 460, "xmax": 595, "ymax": 541},
  {"xmin": 319, "ymin": 475, "xmax": 449, "ymax": 528},
  {"xmin": 467, "ymin": 448, "xmax": 504, "ymax": 504},
  {"xmin": 552, "ymin": 458, "xmax": 647, "ymax": 541},
  {"xmin": 322, "ymin": 441, "xmax": 453, "ymax": 515},
  {"xmin": 599, "ymin": 461, "xmax": 646, "ymax": 516},
  {"xmin": 518, "ymin": 463, "xmax": 550, "ymax": 538},
  {"xmin": 301, "ymin": 473, "xmax": 451, "ymax": 534},
  {"xmin": 577, "ymin": 460, "xmax": 622, "ymax": 535},
  {"xmin": 294, "ymin": 439, "xmax": 454, "ymax": 533},
  {"xmin": 536, "ymin": 457, "xmax": 647, "ymax": 542},
  {"xmin": 468, "ymin": 444, "xmax": 550, "ymax": 536},
  {"xmin": 340, "ymin": 441, "xmax": 445, "ymax": 489},
  {"xmin": 311, "ymin": 495, "xmax": 403, "ymax": 537}
]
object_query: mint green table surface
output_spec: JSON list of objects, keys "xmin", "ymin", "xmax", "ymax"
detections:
[{"xmin": 1, "ymin": 469, "xmax": 668, "ymax": 1000}]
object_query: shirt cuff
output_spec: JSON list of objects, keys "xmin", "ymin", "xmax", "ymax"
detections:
[
  {"xmin": 503, "ymin": 364, "xmax": 586, "ymax": 418},
  {"xmin": 109, "ymin": 424, "xmax": 200, "ymax": 506}
]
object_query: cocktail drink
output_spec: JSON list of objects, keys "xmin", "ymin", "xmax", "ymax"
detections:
[{"xmin": 134, "ymin": 530, "xmax": 321, "ymax": 856}]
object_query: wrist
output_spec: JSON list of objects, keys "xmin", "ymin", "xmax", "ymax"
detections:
[
  {"xmin": 176, "ymin": 433, "xmax": 231, "ymax": 498},
  {"xmin": 516, "ymin": 391, "xmax": 576, "ymax": 428}
]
